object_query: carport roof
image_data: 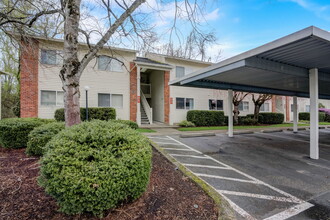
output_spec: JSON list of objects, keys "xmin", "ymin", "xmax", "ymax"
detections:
[{"xmin": 170, "ymin": 26, "xmax": 330, "ymax": 99}]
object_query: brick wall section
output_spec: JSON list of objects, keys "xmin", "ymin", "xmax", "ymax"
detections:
[
  {"xmin": 130, "ymin": 62, "xmax": 137, "ymax": 121},
  {"xmin": 20, "ymin": 39, "xmax": 39, "ymax": 118},
  {"xmin": 272, "ymin": 95, "xmax": 276, "ymax": 112},
  {"xmin": 164, "ymin": 71, "xmax": 170, "ymax": 124},
  {"xmin": 286, "ymin": 96, "xmax": 290, "ymax": 121}
]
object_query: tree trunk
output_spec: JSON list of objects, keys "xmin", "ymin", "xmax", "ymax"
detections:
[
  {"xmin": 233, "ymin": 104, "xmax": 239, "ymax": 125},
  {"xmin": 254, "ymin": 104, "xmax": 261, "ymax": 121},
  {"xmin": 61, "ymin": 0, "xmax": 82, "ymax": 126}
]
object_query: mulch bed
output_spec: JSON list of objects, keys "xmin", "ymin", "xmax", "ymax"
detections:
[{"xmin": 0, "ymin": 147, "xmax": 218, "ymax": 220}]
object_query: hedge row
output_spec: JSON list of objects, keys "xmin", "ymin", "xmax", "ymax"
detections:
[
  {"xmin": 299, "ymin": 112, "xmax": 327, "ymax": 122},
  {"xmin": 39, "ymin": 120, "xmax": 151, "ymax": 216},
  {"xmin": 187, "ymin": 110, "xmax": 225, "ymax": 126},
  {"xmin": 0, "ymin": 118, "xmax": 54, "ymax": 149},
  {"xmin": 54, "ymin": 108, "xmax": 116, "ymax": 121},
  {"xmin": 247, "ymin": 113, "xmax": 284, "ymax": 124}
]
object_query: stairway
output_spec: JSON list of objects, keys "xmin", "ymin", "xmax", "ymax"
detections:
[{"xmin": 141, "ymin": 104, "xmax": 150, "ymax": 124}]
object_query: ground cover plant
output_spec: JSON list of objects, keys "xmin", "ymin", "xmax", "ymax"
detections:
[{"xmin": 38, "ymin": 120, "xmax": 152, "ymax": 216}]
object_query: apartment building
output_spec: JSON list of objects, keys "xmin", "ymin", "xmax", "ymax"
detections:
[{"xmin": 19, "ymin": 37, "xmax": 330, "ymax": 125}]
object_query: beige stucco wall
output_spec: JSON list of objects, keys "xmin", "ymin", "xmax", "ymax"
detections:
[{"xmin": 38, "ymin": 40, "xmax": 136, "ymax": 120}]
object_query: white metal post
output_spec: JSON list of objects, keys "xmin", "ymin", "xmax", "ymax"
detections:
[
  {"xmin": 137, "ymin": 66, "xmax": 141, "ymax": 126},
  {"xmin": 309, "ymin": 68, "xmax": 319, "ymax": 159},
  {"xmin": 228, "ymin": 89, "xmax": 233, "ymax": 137},
  {"xmin": 293, "ymin": 96, "xmax": 298, "ymax": 133}
]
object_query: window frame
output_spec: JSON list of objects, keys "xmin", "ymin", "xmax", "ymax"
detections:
[
  {"xmin": 260, "ymin": 103, "xmax": 270, "ymax": 112},
  {"xmin": 40, "ymin": 49, "xmax": 62, "ymax": 65},
  {"xmin": 238, "ymin": 101, "xmax": 249, "ymax": 111},
  {"xmin": 40, "ymin": 90, "xmax": 64, "ymax": 106},
  {"xmin": 97, "ymin": 55, "xmax": 123, "ymax": 72},
  {"xmin": 97, "ymin": 93, "xmax": 123, "ymax": 108},
  {"xmin": 176, "ymin": 97, "xmax": 194, "ymax": 110},
  {"xmin": 175, "ymin": 66, "xmax": 185, "ymax": 78},
  {"xmin": 209, "ymin": 99, "xmax": 223, "ymax": 110}
]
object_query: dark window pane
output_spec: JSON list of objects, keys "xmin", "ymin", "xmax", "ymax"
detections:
[
  {"xmin": 176, "ymin": 97, "xmax": 185, "ymax": 109},
  {"xmin": 209, "ymin": 99, "xmax": 216, "ymax": 110},
  {"xmin": 217, "ymin": 100, "xmax": 223, "ymax": 110},
  {"xmin": 186, "ymin": 98, "xmax": 194, "ymax": 110}
]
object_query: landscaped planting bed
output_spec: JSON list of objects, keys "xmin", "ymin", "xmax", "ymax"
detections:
[{"xmin": 0, "ymin": 148, "xmax": 218, "ymax": 220}]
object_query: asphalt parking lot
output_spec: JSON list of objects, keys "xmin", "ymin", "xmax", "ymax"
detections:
[{"xmin": 148, "ymin": 129, "xmax": 330, "ymax": 220}]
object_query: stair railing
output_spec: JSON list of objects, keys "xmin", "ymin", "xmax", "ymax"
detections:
[{"xmin": 141, "ymin": 90, "xmax": 153, "ymax": 124}]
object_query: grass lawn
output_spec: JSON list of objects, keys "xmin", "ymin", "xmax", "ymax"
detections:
[
  {"xmin": 137, "ymin": 128, "xmax": 157, "ymax": 133},
  {"xmin": 177, "ymin": 123, "xmax": 313, "ymax": 131}
]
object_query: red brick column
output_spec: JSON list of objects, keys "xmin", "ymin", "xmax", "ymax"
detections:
[
  {"xmin": 272, "ymin": 95, "xmax": 276, "ymax": 112},
  {"xmin": 130, "ymin": 62, "xmax": 137, "ymax": 122},
  {"xmin": 20, "ymin": 39, "xmax": 39, "ymax": 118},
  {"xmin": 164, "ymin": 71, "xmax": 170, "ymax": 124},
  {"xmin": 285, "ymin": 96, "xmax": 290, "ymax": 122}
]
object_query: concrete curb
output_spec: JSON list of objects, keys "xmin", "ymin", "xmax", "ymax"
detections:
[
  {"xmin": 287, "ymin": 128, "xmax": 307, "ymax": 131},
  {"xmin": 149, "ymin": 140, "xmax": 236, "ymax": 220},
  {"xmin": 180, "ymin": 133, "xmax": 216, "ymax": 138},
  {"xmin": 261, "ymin": 129, "xmax": 283, "ymax": 133}
]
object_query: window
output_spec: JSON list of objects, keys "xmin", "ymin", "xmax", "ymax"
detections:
[
  {"xmin": 98, "ymin": 56, "xmax": 123, "ymax": 72},
  {"xmin": 260, "ymin": 103, "xmax": 270, "ymax": 112},
  {"xmin": 176, "ymin": 97, "xmax": 194, "ymax": 110},
  {"xmin": 306, "ymin": 105, "xmax": 310, "ymax": 112},
  {"xmin": 98, "ymin": 93, "xmax": 123, "ymax": 108},
  {"xmin": 209, "ymin": 99, "xmax": 223, "ymax": 110},
  {"xmin": 238, "ymin": 101, "xmax": 249, "ymax": 111},
  {"xmin": 41, "ymin": 49, "xmax": 62, "ymax": 65},
  {"xmin": 176, "ymin": 66, "xmax": 185, "ymax": 78},
  {"xmin": 41, "ymin": 90, "xmax": 64, "ymax": 106}
]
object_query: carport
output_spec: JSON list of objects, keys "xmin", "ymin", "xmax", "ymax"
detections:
[{"xmin": 170, "ymin": 26, "xmax": 330, "ymax": 160}]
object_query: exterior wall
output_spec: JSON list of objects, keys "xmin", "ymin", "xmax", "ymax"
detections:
[
  {"xmin": 150, "ymin": 70, "xmax": 164, "ymax": 122},
  {"xmin": 20, "ymin": 39, "xmax": 39, "ymax": 118},
  {"xmin": 37, "ymin": 40, "xmax": 136, "ymax": 119},
  {"xmin": 164, "ymin": 71, "xmax": 170, "ymax": 124}
]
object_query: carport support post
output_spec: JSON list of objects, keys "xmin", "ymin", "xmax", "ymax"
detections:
[
  {"xmin": 228, "ymin": 89, "xmax": 234, "ymax": 137},
  {"xmin": 309, "ymin": 68, "xmax": 319, "ymax": 159},
  {"xmin": 293, "ymin": 96, "xmax": 298, "ymax": 133}
]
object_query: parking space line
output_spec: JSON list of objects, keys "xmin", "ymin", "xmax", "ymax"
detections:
[
  {"xmin": 162, "ymin": 148, "xmax": 194, "ymax": 151},
  {"xmin": 196, "ymin": 173, "xmax": 259, "ymax": 184},
  {"xmin": 183, "ymin": 164, "xmax": 232, "ymax": 169},
  {"xmin": 169, "ymin": 154, "xmax": 207, "ymax": 159},
  {"xmin": 218, "ymin": 190, "xmax": 299, "ymax": 203},
  {"xmin": 264, "ymin": 202, "xmax": 314, "ymax": 220}
]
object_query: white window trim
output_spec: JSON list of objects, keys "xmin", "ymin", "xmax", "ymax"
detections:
[
  {"xmin": 175, "ymin": 66, "xmax": 185, "ymax": 78},
  {"xmin": 98, "ymin": 93, "xmax": 123, "ymax": 109},
  {"xmin": 40, "ymin": 90, "xmax": 64, "ymax": 106},
  {"xmin": 209, "ymin": 99, "xmax": 224, "ymax": 111},
  {"xmin": 260, "ymin": 102, "xmax": 270, "ymax": 112},
  {"xmin": 40, "ymin": 49, "xmax": 63, "ymax": 66},
  {"xmin": 239, "ymin": 101, "xmax": 249, "ymax": 112},
  {"xmin": 97, "ymin": 56, "xmax": 124, "ymax": 73},
  {"xmin": 176, "ymin": 97, "xmax": 194, "ymax": 110}
]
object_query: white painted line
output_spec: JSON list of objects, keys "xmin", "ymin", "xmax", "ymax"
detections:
[
  {"xmin": 218, "ymin": 193, "xmax": 257, "ymax": 220},
  {"xmin": 307, "ymin": 162, "xmax": 330, "ymax": 171},
  {"xmin": 218, "ymin": 190, "xmax": 300, "ymax": 203},
  {"xmin": 196, "ymin": 173, "xmax": 260, "ymax": 184},
  {"xmin": 183, "ymin": 164, "xmax": 232, "ymax": 170},
  {"xmin": 154, "ymin": 142, "xmax": 184, "ymax": 145},
  {"xmin": 162, "ymin": 148, "xmax": 194, "ymax": 151},
  {"xmin": 264, "ymin": 202, "xmax": 314, "ymax": 220},
  {"xmin": 166, "ymin": 136, "xmax": 305, "ymax": 204},
  {"xmin": 169, "ymin": 154, "xmax": 207, "ymax": 159}
]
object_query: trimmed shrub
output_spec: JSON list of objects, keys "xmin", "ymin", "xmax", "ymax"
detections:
[
  {"xmin": 26, "ymin": 122, "xmax": 65, "ymax": 156},
  {"xmin": 241, "ymin": 118, "xmax": 258, "ymax": 125},
  {"xmin": 178, "ymin": 120, "xmax": 196, "ymax": 127},
  {"xmin": 0, "ymin": 118, "xmax": 54, "ymax": 149},
  {"xmin": 247, "ymin": 113, "xmax": 284, "ymax": 124},
  {"xmin": 298, "ymin": 112, "xmax": 327, "ymax": 122},
  {"xmin": 38, "ymin": 121, "xmax": 152, "ymax": 216},
  {"xmin": 54, "ymin": 107, "xmax": 116, "ymax": 121},
  {"xmin": 187, "ymin": 110, "xmax": 225, "ymax": 126},
  {"xmin": 113, "ymin": 120, "xmax": 138, "ymax": 129},
  {"xmin": 325, "ymin": 113, "xmax": 330, "ymax": 122}
]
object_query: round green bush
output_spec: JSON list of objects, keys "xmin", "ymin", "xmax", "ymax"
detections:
[
  {"xmin": 38, "ymin": 121, "xmax": 152, "ymax": 216},
  {"xmin": 0, "ymin": 118, "xmax": 55, "ymax": 149},
  {"xmin": 26, "ymin": 122, "xmax": 65, "ymax": 156},
  {"xmin": 113, "ymin": 119, "xmax": 139, "ymax": 129},
  {"xmin": 178, "ymin": 120, "xmax": 196, "ymax": 127}
]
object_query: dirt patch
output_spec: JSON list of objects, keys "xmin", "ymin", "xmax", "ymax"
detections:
[{"xmin": 0, "ymin": 147, "xmax": 218, "ymax": 220}]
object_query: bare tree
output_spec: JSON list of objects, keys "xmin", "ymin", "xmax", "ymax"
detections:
[
  {"xmin": 232, "ymin": 91, "xmax": 249, "ymax": 125},
  {"xmin": 1, "ymin": 0, "xmax": 218, "ymax": 126},
  {"xmin": 252, "ymin": 94, "xmax": 272, "ymax": 121}
]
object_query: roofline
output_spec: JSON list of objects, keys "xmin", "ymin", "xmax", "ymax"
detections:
[
  {"xmin": 12, "ymin": 33, "xmax": 138, "ymax": 54},
  {"xmin": 146, "ymin": 52, "xmax": 213, "ymax": 65},
  {"xmin": 135, "ymin": 61, "xmax": 173, "ymax": 70},
  {"xmin": 170, "ymin": 26, "xmax": 330, "ymax": 85}
]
